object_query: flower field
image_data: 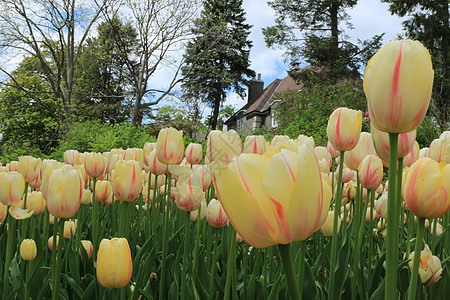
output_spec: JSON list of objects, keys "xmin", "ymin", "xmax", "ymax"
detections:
[{"xmin": 0, "ymin": 40, "xmax": 449, "ymax": 300}]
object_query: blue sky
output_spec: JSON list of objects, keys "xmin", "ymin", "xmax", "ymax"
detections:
[{"xmin": 221, "ymin": 0, "xmax": 406, "ymax": 109}]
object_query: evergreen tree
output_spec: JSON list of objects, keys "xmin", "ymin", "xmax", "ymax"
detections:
[
  {"xmin": 182, "ymin": 0, "xmax": 255, "ymax": 130},
  {"xmin": 262, "ymin": 0, "xmax": 383, "ymax": 84},
  {"xmin": 382, "ymin": 0, "xmax": 449, "ymax": 130}
]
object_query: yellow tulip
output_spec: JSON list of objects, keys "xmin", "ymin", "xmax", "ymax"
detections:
[
  {"xmin": 46, "ymin": 168, "xmax": 83, "ymax": 219},
  {"xmin": 94, "ymin": 180, "xmax": 113, "ymax": 203},
  {"xmin": 403, "ymin": 158, "xmax": 450, "ymax": 218},
  {"xmin": 81, "ymin": 189, "xmax": 92, "ymax": 205},
  {"xmin": 244, "ymin": 135, "xmax": 267, "ymax": 154},
  {"xmin": 64, "ymin": 150, "xmax": 79, "ymax": 165},
  {"xmin": 212, "ymin": 144, "xmax": 331, "ymax": 248},
  {"xmin": 428, "ymin": 138, "xmax": 449, "ymax": 164},
  {"xmin": 321, "ymin": 211, "xmax": 341, "ymax": 236},
  {"xmin": 146, "ymin": 149, "xmax": 168, "ymax": 175},
  {"xmin": 403, "ymin": 141, "xmax": 420, "ymax": 167},
  {"xmin": 206, "ymin": 130, "xmax": 242, "ymax": 165},
  {"xmin": 364, "ymin": 40, "xmax": 433, "ymax": 133},
  {"xmin": 358, "ymin": 155, "xmax": 383, "ymax": 190},
  {"xmin": 20, "ymin": 239, "xmax": 37, "ymax": 261},
  {"xmin": 18, "ymin": 156, "xmax": 42, "ymax": 183},
  {"xmin": 0, "ymin": 203, "xmax": 7, "ymax": 223},
  {"xmin": 185, "ymin": 143, "xmax": 203, "ymax": 165},
  {"xmin": 156, "ymin": 128, "xmax": 185, "ymax": 165},
  {"xmin": 26, "ymin": 191, "xmax": 46, "ymax": 215},
  {"xmin": 123, "ymin": 148, "xmax": 144, "ymax": 170},
  {"xmin": 0, "ymin": 172, "xmax": 25, "ymax": 206},
  {"xmin": 206, "ymin": 198, "xmax": 228, "ymax": 228},
  {"xmin": 40, "ymin": 160, "xmax": 61, "ymax": 201},
  {"xmin": 80, "ymin": 240, "xmax": 93, "ymax": 259},
  {"xmin": 63, "ymin": 220, "xmax": 77, "ymax": 238},
  {"xmin": 190, "ymin": 197, "xmax": 207, "ymax": 222},
  {"xmin": 143, "ymin": 142, "xmax": 156, "ymax": 167},
  {"xmin": 96, "ymin": 238, "xmax": 132, "ymax": 288},
  {"xmin": 84, "ymin": 152, "xmax": 107, "ymax": 179},
  {"xmin": 326, "ymin": 107, "xmax": 362, "ymax": 152},
  {"xmin": 48, "ymin": 236, "xmax": 59, "ymax": 251},
  {"xmin": 408, "ymin": 245, "xmax": 442, "ymax": 287},
  {"xmin": 192, "ymin": 165, "xmax": 211, "ymax": 191},
  {"xmin": 8, "ymin": 161, "xmax": 19, "ymax": 172},
  {"xmin": 174, "ymin": 174, "xmax": 203, "ymax": 212},
  {"xmin": 270, "ymin": 135, "xmax": 290, "ymax": 147},
  {"xmin": 371, "ymin": 124, "xmax": 416, "ymax": 161},
  {"xmin": 315, "ymin": 146, "xmax": 332, "ymax": 172},
  {"xmin": 111, "ymin": 160, "xmax": 143, "ymax": 202},
  {"xmin": 344, "ymin": 132, "xmax": 375, "ymax": 170},
  {"xmin": 327, "ymin": 140, "xmax": 340, "ymax": 159}
]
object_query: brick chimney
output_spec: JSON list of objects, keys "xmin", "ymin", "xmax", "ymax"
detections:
[{"xmin": 248, "ymin": 73, "xmax": 264, "ymax": 105}]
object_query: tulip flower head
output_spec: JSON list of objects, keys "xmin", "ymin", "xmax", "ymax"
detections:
[
  {"xmin": 327, "ymin": 107, "xmax": 362, "ymax": 152},
  {"xmin": 207, "ymin": 130, "xmax": 242, "ymax": 165},
  {"xmin": 0, "ymin": 172, "xmax": 25, "ymax": 206},
  {"xmin": 185, "ymin": 143, "xmax": 203, "ymax": 165},
  {"xmin": 147, "ymin": 150, "xmax": 168, "ymax": 175},
  {"xmin": 111, "ymin": 160, "xmax": 143, "ymax": 202},
  {"xmin": 403, "ymin": 158, "xmax": 450, "ymax": 219},
  {"xmin": 123, "ymin": 148, "xmax": 144, "ymax": 170},
  {"xmin": 80, "ymin": 240, "xmax": 93, "ymax": 259},
  {"xmin": 192, "ymin": 165, "xmax": 212, "ymax": 191},
  {"xmin": 63, "ymin": 220, "xmax": 77, "ymax": 238},
  {"xmin": 84, "ymin": 152, "xmax": 107, "ymax": 179},
  {"xmin": 26, "ymin": 191, "xmax": 46, "ymax": 215},
  {"xmin": 20, "ymin": 239, "xmax": 37, "ymax": 261},
  {"xmin": 190, "ymin": 197, "xmax": 207, "ymax": 222},
  {"xmin": 94, "ymin": 180, "xmax": 113, "ymax": 203},
  {"xmin": 428, "ymin": 138, "xmax": 449, "ymax": 164},
  {"xmin": 371, "ymin": 125, "xmax": 417, "ymax": 161},
  {"xmin": 156, "ymin": 128, "xmax": 185, "ymax": 165},
  {"xmin": 96, "ymin": 238, "xmax": 132, "ymax": 288},
  {"xmin": 206, "ymin": 198, "xmax": 228, "ymax": 228},
  {"xmin": 321, "ymin": 210, "xmax": 341, "ymax": 236},
  {"xmin": 244, "ymin": 135, "xmax": 267, "ymax": 154},
  {"xmin": 18, "ymin": 156, "xmax": 42, "ymax": 183},
  {"xmin": 364, "ymin": 40, "xmax": 433, "ymax": 133},
  {"xmin": 408, "ymin": 245, "xmax": 442, "ymax": 287},
  {"xmin": 143, "ymin": 142, "xmax": 156, "ymax": 166},
  {"xmin": 212, "ymin": 144, "xmax": 331, "ymax": 248},
  {"xmin": 64, "ymin": 150, "xmax": 79, "ymax": 165},
  {"xmin": 344, "ymin": 132, "xmax": 375, "ymax": 170},
  {"xmin": 174, "ymin": 174, "xmax": 203, "ymax": 212},
  {"xmin": 358, "ymin": 155, "xmax": 383, "ymax": 190}
]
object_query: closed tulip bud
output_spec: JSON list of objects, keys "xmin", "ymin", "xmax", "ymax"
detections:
[
  {"xmin": 207, "ymin": 130, "xmax": 242, "ymax": 165},
  {"xmin": 174, "ymin": 175, "xmax": 203, "ymax": 212},
  {"xmin": 156, "ymin": 128, "xmax": 185, "ymax": 165},
  {"xmin": 81, "ymin": 189, "xmax": 92, "ymax": 205},
  {"xmin": 321, "ymin": 211, "xmax": 341, "ymax": 236},
  {"xmin": 344, "ymin": 132, "xmax": 375, "ymax": 170},
  {"xmin": 63, "ymin": 220, "xmax": 77, "ymax": 238},
  {"xmin": 147, "ymin": 150, "xmax": 168, "ymax": 175},
  {"xmin": 80, "ymin": 240, "xmax": 93, "ymax": 259},
  {"xmin": 48, "ymin": 235, "xmax": 59, "ymax": 251},
  {"xmin": 143, "ymin": 142, "xmax": 156, "ymax": 166},
  {"xmin": 358, "ymin": 155, "xmax": 383, "ymax": 190},
  {"xmin": 192, "ymin": 165, "xmax": 211, "ymax": 191},
  {"xmin": 315, "ymin": 146, "xmax": 332, "ymax": 172},
  {"xmin": 26, "ymin": 191, "xmax": 46, "ymax": 215},
  {"xmin": 18, "ymin": 156, "xmax": 42, "ymax": 183},
  {"xmin": 28, "ymin": 170, "xmax": 42, "ymax": 190},
  {"xmin": 430, "ymin": 221, "xmax": 443, "ymax": 237},
  {"xmin": 375, "ymin": 193, "xmax": 388, "ymax": 219},
  {"xmin": 0, "ymin": 172, "xmax": 25, "ymax": 206},
  {"xmin": 111, "ymin": 160, "xmax": 143, "ymax": 202},
  {"xmin": 8, "ymin": 161, "xmax": 19, "ymax": 172},
  {"xmin": 366, "ymin": 207, "xmax": 378, "ymax": 222},
  {"xmin": 94, "ymin": 180, "xmax": 113, "ymax": 203},
  {"xmin": 212, "ymin": 144, "xmax": 332, "ymax": 248},
  {"xmin": 335, "ymin": 165, "xmax": 354, "ymax": 184},
  {"xmin": 84, "ymin": 152, "xmax": 107, "ymax": 179},
  {"xmin": 0, "ymin": 203, "xmax": 7, "ymax": 223},
  {"xmin": 46, "ymin": 168, "xmax": 83, "ymax": 219},
  {"xmin": 97, "ymin": 238, "xmax": 132, "ymax": 288},
  {"xmin": 428, "ymin": 138, "xmax": 449, "ymax": 163},
  {"xmin": 271, "ymin": 135, "xmax": 290, "ymax": 147},
  {"xmin": 371, "ymin": 125, "xmax": 416, "ymax": 161},
  {"xmin": 190, "ymin": 197, "xmax": 207, "ymax": 222},
  {"xmin": 244, "ymin": 135, "xmax": 267, "ymax": 154},
  {"xmin": 343, "ymin": 181, "xmax": 357, "ymax": 202},
  {"xmin": 206, "ymin": 198, "xmax": 228, "ymax": 227},
  {"xmin": 327, "ymin": 140, "xmax": 340, "ymax": 159},
  {"xmin": 327, "ymin": 107, "xmax": 362, "ymax": 152},
  {"xmin": 364, "ymin": 40, "xmax": 433, "ymax": 133},
  {"xmin": 20, "ymin": 239, "xmax": 37, "ymax": 261},
  {"xmin": 403, "ymin": 158, "xmax": 450, "ymax": 219},
  {"xmin": 408, "ymin": 245, "xmax": 442, "ymax": 287},
  {"xmin": 64, "ymin": 150, "xmax": 79, "ymax": 165},
  {"xmin": 185, "ymin": 143, "xmax": 203, "ymax": 165},
  {"xmin": 123, "ymin": 148, "xmax": 144, "ymax": 170},
  {"xmin": 403, "ymin": 141, "xmax": 420, "ymax": 167},
  {"xmin": 419, "ymin": 147, "xmax": 430, "ymax": 159}
]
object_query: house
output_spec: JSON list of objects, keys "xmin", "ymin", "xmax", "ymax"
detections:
[{"xmin": 224, "ymin": 66, "xmax": 307, "ymax": 135}]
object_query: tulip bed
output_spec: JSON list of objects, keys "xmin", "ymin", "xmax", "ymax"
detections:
[{"xmin": 0, "ymin": 39, "xmax": 450, "ymax": 300}]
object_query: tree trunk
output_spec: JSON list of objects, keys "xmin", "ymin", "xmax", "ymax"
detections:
[{"xmin": 211, "ymin": 96, "xmax": 221, "ymax": 130}]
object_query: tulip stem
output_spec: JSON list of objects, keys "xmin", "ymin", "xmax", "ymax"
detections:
[
  {"xmin": 208, "ymin": 230, "xmax": 219, "ymax": 299},
  {"xmin": 92, "ymin": 177, "xmax": 98, "ymax": 259},
  {"xmin": 278, "ymin": 243, "xmax": 301, "ymax": 300},
  {"xmin": 355, "ymin": 189, "xmax": 370, "ymax": 299},
  {"xmin": 181, "ymin": 212, "xmax": 191, "ymax": 300},
  {"xmin": 329, "ymin": 150, "xmax": 345, "ymax": 299},
  {"xmin": 21, "ymin": 182, "xmax": 29, "ymax": 242},
  {"xmin": 385, "ymin": 132, "xmax": 399, "ymax": 300},
  {"xmin": 52, "ymin": 218, "xmax": 65, "ymax": 300},
  {"xmin": 298, "ymin": 240, "xmax": 306, "ymax": 299},
  {"xmin": 408, "ymin": 217, "xmax": 425, "ymax": 300},
  {"xmin": 3, "ymin": 215, "xmax": 16, "ymax": 300},
  {"xmin": 159, "ymin": 172, "xmax": 172, "ymax": 300},
  {"xmin": 193, "ymin": 204, "xmax": 202, "ymax": 276},
  {"xmin": 224, "ymin": 228, "xmax": 237, "ymax": 300},
  {"xmin": 118, "ymin": 201, "xmax": 131, "ymax": 239},
  {"xmin": 24, "ymin": 260, "xmax": 31, "ymax": 300},
  {"xmin": 111, "ymin": 287, "xmax": 120, "ymax": 300}
]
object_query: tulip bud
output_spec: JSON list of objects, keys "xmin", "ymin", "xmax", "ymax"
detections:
[
  {"xmin": 344, "ymin": 132, "xmax": 375, "ymax": 170},
  {"xmin": 371, "ymin": 125, "xmax": 416, "ymax": 161},
  {"xmin": 206, "ymin": 130, "xmax": 242, "ymax": 165},
  {"xmin": 428, "ymin": 138, "xmax": 449, "ymax": 164},
  {"xmin": 64, "ymin": 150, "xmax": 79, "ymax": 165},
  {"xmin": 18, "ymin": 156, "xmax": 42, "ymax": 183},
  {"xmin": 46, "ymin": 168, "xmax": 83, "ymax": 219},
  {"xmin": 81, "ymin": 189, "xmax": 92, "ymax": 205},
  {"xmin": 156, "ymin": 128, "xmax": 185, "ymax": 165},
  {"xmin": 375, "ymin": 193, "xmax": 388, "ymax": 219},
  {"xmin": 327, "ymin": 107, "xmax": 362, "ymax": 152},
  {"xmin": 147, "ymin": 150, "xmax": 168, "ymax": 175},
  {"xmin": 192, "ymin": 165, "xmax": 211, "ymax": 191},
  {"xmin": 96, "ymin": 238, "xmax": 132, "ymax": 288},
  {"xmin": 185, "ymin": 143, "xmax": 203, "ymax": 165},
  {"xmin": 143, "ymin": 142, "xmax": 156, "ymax": 166},
  {"xmin": 111, "ymin": 160, "xmax": 143, "ymax": 202},
  {"xmin": 358, "ymin": 155, "xmax": 383, "ymax": 190},
  {"xmin": 403, "ymin": 141, "xmax": 420, "ymax": 167},
  {"xmin": 48, "ymin": 235, "xmax": 59, "ymax": 251},
  {"xmin": 174, "ymin": 175, "xmax": 203, "ymax": 212},
  {"xmin": 327, "ymin": 140, "xmax": 340, "ymax": 159},
  {"xmin": 0, "ymin": 172, "xmax": 25, "ymax": 206},
  {"xmin": 315, "ymin": 146, "xmax": 332, "ymax": 172},
  {"xmin": 20, "ymin": 239, "xmax": 37, "ymax": 261},
  {"xmin": 84, "ymin": 152, "xmax": 107, "ymax": 179},
  {"xmin": 123, "ymin": 148, "xmax": 144, "ymax": 170},
  {"xmin": 26, "ymin": 191, "xmax": 46, "ymax": 215},
  {"xmin": 403, "ymin": 158, "xmax": 450, "ymax": 219},
  {"xmin": 0, "ymin": 203, "xmax": 8, "ymax": 223},
  {"xmin": 80, "ymin": 240, "xmax": 93, "ymax": 259},
  {"xmin": 364, "ymin": 40, "xmax": 433, "ymax": 133},
  {"xmin": 244, "ymin": 135, "xmax": 267, "ymax": 154},
  {"xmin": 190, "ymin": 197, "xmax": 207, "ymax": 222},
  {"xmin": 8, "ymin": 161, "xmax": 19, "ymax": 172},
  {"xmin": 94, "ymin": 180, "xmax": 113, "ymax": 203},
  {"xmin": 63, "ymin": 220, "xmax": 77, "ymax": 238},
  {"xmin": 321, "ymin": 211, "xmax": 341, "ymax": 236},
  {"xmin": 206, "ymin": 199, "xmax": 228, "ymax": 227}
]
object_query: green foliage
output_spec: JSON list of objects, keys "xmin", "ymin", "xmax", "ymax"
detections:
[
  {"xmin": 416, "ymin": 116, "xmax": 441, "ymax": 148},
  {"xmin": 273, "ymin": 82, "xmax": 367, "ymax": 146}
]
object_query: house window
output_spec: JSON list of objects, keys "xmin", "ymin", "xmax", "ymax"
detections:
[
  {"xmin": 237, "ymin": 118, "xmax": 244, "ymax": 132},
  {"xmin": 271, "ymin": 109, "xmax": 278, "ymax": 128}
]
